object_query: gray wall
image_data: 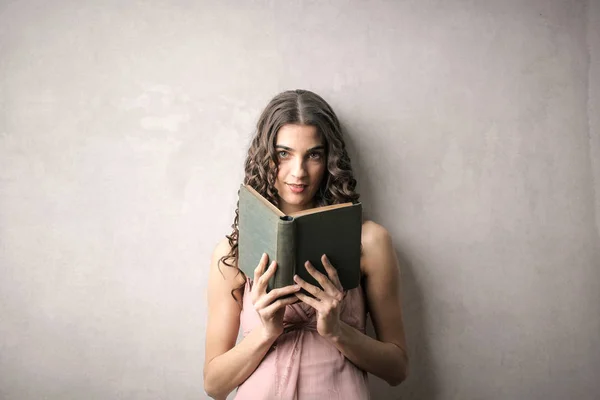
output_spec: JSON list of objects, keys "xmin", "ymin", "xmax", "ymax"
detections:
[
  {"xmin": 1, "ymin": 1, "xmax": 599, "ymax": 399},
  {"xmin": 590, "ymin": 0, "xmax": 600, "ymax": 243}
]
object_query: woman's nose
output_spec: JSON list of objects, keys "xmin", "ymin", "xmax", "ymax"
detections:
[{"xmin": 291, "ymin": 158, "xmax": 307, "ymax": 178}]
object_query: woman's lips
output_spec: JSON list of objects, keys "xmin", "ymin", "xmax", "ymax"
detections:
[{"xmin": 287, "ymin": 183, "xmax": 307, "ymax": 193}]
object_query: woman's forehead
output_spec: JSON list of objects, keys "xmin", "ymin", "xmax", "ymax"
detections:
[{"xmin": 275, "ymin": 124, "xmax": 323, "ymax": 146}]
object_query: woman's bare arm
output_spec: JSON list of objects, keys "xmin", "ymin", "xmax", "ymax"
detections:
[
  {"xmin": 326, "ymin": 222, "xmax": 409, "ymax": 385},
  {"xmin": 203, "ymin": 239, "xmax": 271, "ymax": 399},
  {"xmin": 203, "ymin": 240, "xmax": 300, "ymax": 399}
]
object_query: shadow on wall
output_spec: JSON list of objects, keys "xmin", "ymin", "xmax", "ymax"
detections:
[
  {"xmin": 367, "ymin": 249, "xmax": 439, "ymax": 400},
  {"xmin": 342, "ymin": 124, "xmax": 439, "ymax": 399}
]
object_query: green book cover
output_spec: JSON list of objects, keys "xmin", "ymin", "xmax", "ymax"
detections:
[{"xmin": 238, "ymin": 184, "xmax": 362, "ymax": 291}]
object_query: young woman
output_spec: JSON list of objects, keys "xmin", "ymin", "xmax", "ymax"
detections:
[{"xmin": 203, "ymin": 90, "xmax": 408, "ymax": 399}]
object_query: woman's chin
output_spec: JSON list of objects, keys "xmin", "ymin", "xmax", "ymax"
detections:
[
  {"xmin": 281, "ymin": 197, "xmax": 307, "ymax": 206},
  {"xmin": 279, "ymin": 194, "xmax": 314, "ymax": 210}
]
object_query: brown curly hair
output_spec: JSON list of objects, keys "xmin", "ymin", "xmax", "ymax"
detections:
[{"xmin": 220, "ymin": 89, "xmax": 360, "ymax": 300}]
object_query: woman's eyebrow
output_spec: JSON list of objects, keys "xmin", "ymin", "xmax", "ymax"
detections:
[{"xmin": 275, "ymin": 144, "xmax": 325, "ymax": 152}]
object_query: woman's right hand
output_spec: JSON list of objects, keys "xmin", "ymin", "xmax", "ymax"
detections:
[{"xmin": 251, "ymin": 253, "xmax": 301, "ymax": 340}]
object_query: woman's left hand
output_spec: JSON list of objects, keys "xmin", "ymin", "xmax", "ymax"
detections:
[{"xmin": 294, "ymin": 254, "xmax": 345, "ymax": 339}]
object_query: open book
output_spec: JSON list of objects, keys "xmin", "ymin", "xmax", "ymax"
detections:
[{"xmin": 238, "ymin": 184, "xmax": 362, "ymax": 291}]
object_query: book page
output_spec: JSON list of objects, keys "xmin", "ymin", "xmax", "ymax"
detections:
[{"xmin": 289, "ymin": 202, "xmax": 354, "ymax": 218}]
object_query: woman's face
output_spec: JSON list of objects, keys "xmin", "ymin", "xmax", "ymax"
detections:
[{"xmin": 274, "ymin": 124, "xmax": 327, "ymax": 214}]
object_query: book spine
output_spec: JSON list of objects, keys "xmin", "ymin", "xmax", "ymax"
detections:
[{"xmin": 269, "ymin": 217, "xmax": 296, "ymax": 291}]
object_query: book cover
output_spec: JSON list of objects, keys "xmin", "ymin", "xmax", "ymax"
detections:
[{"xmin": 238, "ymin": 184, "xmax": 362, "ymax": 291}]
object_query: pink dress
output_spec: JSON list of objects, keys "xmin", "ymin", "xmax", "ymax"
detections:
[{"xmin": 235, "ymin": 279, "xmax": 370, "ymax": 400}]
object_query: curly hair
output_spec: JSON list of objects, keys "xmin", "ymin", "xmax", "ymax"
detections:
[{"xmin": 220, "ymin": 89, "xmax": 360, "ymax": 301}]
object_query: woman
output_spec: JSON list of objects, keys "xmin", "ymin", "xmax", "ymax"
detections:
[{"xmin": 203, "ymin": 90, "xmax": 408, "ymax": 399}]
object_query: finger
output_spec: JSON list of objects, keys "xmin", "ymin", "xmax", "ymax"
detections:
[
  {"xmin": 254, "ymin": 257, "xmax": 276, "ymax": 296},
  {"xmin": 321, "ymin": 254, "xmax": 343, "ymax": 292},
  {"xmin": 254, "ymin": 284, "xmax": 301, "ymax": 309},
  {"xmin": 293, "ymin": 273, "xmax": 327, "ymax": 300},
  {"xmin": 253, "ymin": 253, "xmax": 269, "ymax": 284},
  {"xmin": 256, "ymin": 261, "xmax": 277, "ymax": 293},
  {"xmin": 261, "ymin": 295, "xmax": 299, "ymax": 316},
  {"xmin": 294, "ymin": 292, "xmax": 322, "ymax": 310},
  {"xmin": 304, "ymin": 261, "xmax": 339, "ymax": 296}
]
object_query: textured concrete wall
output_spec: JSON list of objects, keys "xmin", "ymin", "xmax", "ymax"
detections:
[
  {"xmin": 1, "ymin": 1, "xmax": 599, "ymax": 399},
  {"xmin": 589, "ymin": 0, "xmax": 600, "ymax": 246}
]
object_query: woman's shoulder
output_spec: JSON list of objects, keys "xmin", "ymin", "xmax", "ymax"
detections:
[
  {"xmin": 211, "ymin": 237, "xmax": 233, "ymax": 268},
  {"xmin": 360, "ymin": 220, "xmax": 395, "ymax": 276},
  {"xmin": 213, "ymin": 236, "xmax": 233, "ymax": 257},
  {"xmin": 361, "ymin": 220, "xmax": 392, "ymax": 247},
  {"xmin": 210, "ymin": 237, "xmax": 246, "ymax": 288}
]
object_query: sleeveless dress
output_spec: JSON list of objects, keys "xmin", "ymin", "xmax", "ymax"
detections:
[{"xmin": 235, "ymin": 279, "xmax": 370, "ymax": 400}]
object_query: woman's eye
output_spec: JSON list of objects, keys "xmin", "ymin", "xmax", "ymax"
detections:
[
  {"xmin": 277, "ymin": 151, "xmax": 288, "ymax": 158},
  {"xmin": 309, "ymin": 152, "xmax": 322, "ymax": 160}
]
